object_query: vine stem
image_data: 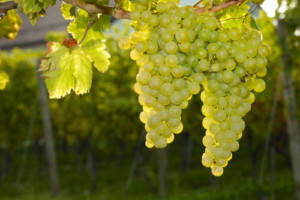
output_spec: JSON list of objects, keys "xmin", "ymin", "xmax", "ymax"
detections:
[
  {"xmin": 1, "ymin": 0, "xmax": 248, "ymax": 19},
  {"xmin": 195, "ymin": 0, "xmax": 247, "ymax": 13},
  {"xmin": 65, "ymin": 0, "xmax": 130, "ymax": 19},
  {"xmin": 0, "ymin": 1, "xmax": 17, "ymax": 16},
  {"xmin": 193, "ymin": 0, "xmax": 203, "ymax": 8}
]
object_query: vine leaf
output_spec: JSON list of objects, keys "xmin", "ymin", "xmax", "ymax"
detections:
[
  {"xmin": 83, "ymin": 42, "xmax": 110, "ymax": 73},
  {"xmin": 40, "ymin": 42, "xmax": 93, "ymax": 99},
  {"xmin": 22, "ymin": 0, "xmax": 43, "ymax": 14},
  {"xmin": 61, "ymin": 2, "xmax": 76, "ymax": 20},
  {"xmin": 67, "ymin": 9, "xmax": 104, "ymax": 45},
  {"xmin": 71, "ymin": 48, "xmax": 93, "ymax": 95},
  {"xmin": 22, "ymin": 0, "xmax": 56, "ymax": 24},
  {"xmin": 0, "ymin": 10, "xmax": 22, "ymax": 40}
]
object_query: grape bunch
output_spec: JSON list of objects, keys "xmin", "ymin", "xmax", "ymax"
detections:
[
  {"xmin": 197, "ymin": 23, "xmax": 270, "ymax": 176},
  {"xmin": 119, "ymin": 0, "xmax": 270, "ymax": 176},
  {"xmin": 119, "ymin": 1, "xmax": 204, "ymax": 148}
]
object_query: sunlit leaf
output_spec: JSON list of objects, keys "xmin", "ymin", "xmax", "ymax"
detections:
[
  {"xmin": 60, "ymin": 2, "xmax": 76, "ymax": 20},
  {"xmin": 0, "ymin": 10, "xmax": 22, "ymax": 40},
  {"xmin": 40, "ymin": 42, "xmax": 94, "ymax": 99},
  {"xmin": 83, "ymin": 42, "xmax": 110, "ymax": 73},
  {"xmin": 71, "ymin": 48, "xmax": 93, "ymax": 95},
  {"xmin": 67, "ymin": 9, "xmax": 105, "ymax": 45},
  {"xmin": 22, "ymin": 0, "xmax": 43, "ymax": 14},
  {"xmin": 22, "ymin": 0, "xmax": 56, "ymax": 24},
  {"xmin": 40, "ymin": 42, "xmax": 75, "ymax": 98}
]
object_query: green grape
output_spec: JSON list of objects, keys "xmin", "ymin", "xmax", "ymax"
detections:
[
  {"xmin": 234, "ymin": 52, "xmax": 247, "ymax": 63},
  {"xmin": 207, "ymin": 79, "xmax": 220, "ymax": 92},
  {"xmin": 202, "ymin": 154, "xmax": 213, "ymax": 167},
  {"xmin": 165, "ymin": 54, "xmax": 178, "ymax": 67},
  {"xmin": 175, "ymin": 28, "xmax": 189, "ymax": 43},
  {"xmin": 144, "ymin": 62, "xmax": 154, "ymax": 71},
  {"xmin": 172, "ymin": 66, "xmax": 185, "ymax": 78},
  {"xmin": 188, "ymin": 81, "xmax": 201, "ymax": 95},
  {"xmin": 219, "ymin": 31, "xmax": 229, "ymax": 42},
  {"xmin": 222, "ymin": 70, "xmax": 234, "ymax": 83},
  {"xmin": 253, "ymin": 78, "xmax": 266, "ymax": 93},
  {"xmin": 192, "ymin": 73, "xmax": 206, "ymax": 83},
  {"xmin": 257, "ymin": 67, "xmax": 267, "ymax": 77},
  {"xmin": 228, "ymin": 28, "xmax": 241, "ymax": 40},
  {"xmin": 216, "ymin": 48, "xmax": 228, "ymax": 61},
  {"xmin": 207, "ymin": 43, "xmax": 219, "ymax": 54},
  {"xmin": 165, "ymin": 41, "xmax": 178, "ymax": 54},
  {"xmin": 179, "ymin": 42, "xmax": 191, "ymax": 53},
  {"xmin": 205, "ymin": 17, "xmax": 219, "ymax": 31},
  {"xmin": 198, "ymin": 48, "xmax": 208, "ymax": 59},
  {"xmin": 246, "ymin": 46, "xmax": 257, "ymax": 58},
  {"xmin": 159, "ymin": 65, "xmax": 171, "ymax": 76},
  {"xmin": 136, "ymin": 70, "xmax": 151, "ymax": 84},
  {"xmin": 147, "ymin": 40, "xmax": 158, "ymax": 54},
  {"xmin": 244, "ymin": 58, "xmax": 256, "ymax": 73},
  {"xmin": 198, "ymin": 59, "xmax": 210, "ymax": 71},
  {"xmin": 155, "ymin": 137, "xmax": 168, "ymax": 148}
]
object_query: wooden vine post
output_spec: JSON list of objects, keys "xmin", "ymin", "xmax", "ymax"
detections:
[{"xmin": 277, "ymin": 19, "xmax": 300, "ymax": 200}]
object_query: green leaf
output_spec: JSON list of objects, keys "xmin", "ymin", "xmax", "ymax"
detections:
[
  {"xmin": 219, "ymin": 3, "xmax": 250, "ymax": 28},
  {"xmin": 67, "ymin": 9, "xmax": 105, "ymax": 45},
  {"xmin": 0, "ymin": 72, "xmax": 9, "ymax": 90},
  {"xmin": 22, "ymin": 0, "xmax": 43, "ymax": 14},
  {"xmin": 40, "ymin": 43, "xmax": 75, "ymax": 98},
  {"xmin": 40, "ymin": 42, "xmax": 94, "ymax": 99},
  {"xmin": 61, "ymin": 2, "xmax": 76, "ymax": 20},
  {"xmin": 0, "ymin": 10, "xmax": 22, "ymax": 40},
  {"xmin": 22, "ymin": 0, "xmax": 56, "ymax": 24},
  {"xmin": 120, "ymin": 0, "xmax": 133, "ymax": 10},
  {"xmin": 42, "ymin": 0, "xmax": 56, "ymax": 10},
  {"xmin": 99, "ymin": 14, "xmax": 111, "ymax": 31},
  {"xmin": 71, "ymin": 48, "xmax": 93, "ymax": 95},
  {"xmin": 83, "ymin": 43, "xmax": 110, "ymax": 73}
]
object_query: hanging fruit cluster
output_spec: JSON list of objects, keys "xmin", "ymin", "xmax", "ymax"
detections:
[{"xmin": 119, "ymin": 0, "xmax": 270, "ymax": 176}]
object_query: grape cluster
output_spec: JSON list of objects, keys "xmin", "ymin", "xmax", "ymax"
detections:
[
  {"xmin": 198, "ymin": 23, "xmax": 270, "ymax": 176},
  {"xmin": 119, "ymin": 0, "xmax": 270, "ymax": 176},
  {"xmin": 119, "ymin": 1, "xmax": 204, "ymax": 148}
]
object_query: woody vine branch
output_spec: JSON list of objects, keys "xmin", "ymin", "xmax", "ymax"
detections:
[{"xmin": 0, "ymin": 0, "xmax": 248, "ymax": 19}]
